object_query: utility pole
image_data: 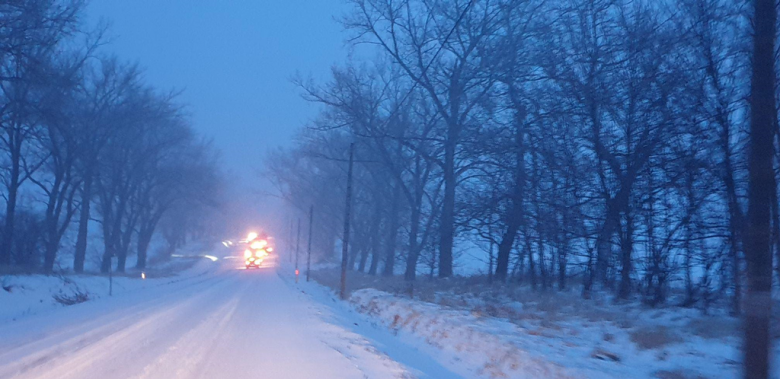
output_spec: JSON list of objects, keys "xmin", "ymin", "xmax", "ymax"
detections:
[
  {"xmin": 340, "ymin": 143, "xmax": 355, "ymax": 300},
  {"xmin": 295, "ymin": 218, "xmax": 301, "ymax": 283},
  {"xmin": 307, "ymin": 205, "xmax": 313, "ymax": 282},
  {"xmin": 288, "ymin": 219, "xmax": 294, "ymax": 263}
]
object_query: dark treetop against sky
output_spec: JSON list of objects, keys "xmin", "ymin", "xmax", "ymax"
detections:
[{"xmin": 86, "ymin": 0, "xmax": 349, "ymax": 177}]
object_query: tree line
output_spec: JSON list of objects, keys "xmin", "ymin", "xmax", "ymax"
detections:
[
  {"xmin": 0, "ymin": 0, "xmax": 224, "ymax": 273},
  {"xmin": 268, "ymin": 0, "xmax": 774, "ymax": 316}
]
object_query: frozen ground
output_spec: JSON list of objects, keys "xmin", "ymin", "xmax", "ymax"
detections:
[
  {"xmin": 307, "ymin": 268, "xmax": 779, "ymax": 379},
  {"xmin": 0, "ymin": 256, "xmax": 461, "ymax": 379},
  {"xmin": 0, "ymin": 258, "xmax": 211, "ymax": 323},
  {"xmin": 2, "ymin": 255, "xmax": 772, "ymax": 379}
]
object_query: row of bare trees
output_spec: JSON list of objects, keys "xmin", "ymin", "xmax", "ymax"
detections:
[
  {"xmin": 0, "ymin": 0, "xmax": 224, "ymax": 273},
  {"xmin": 268, "ymin": 0, "xmax": 774, "ymax": 315}
]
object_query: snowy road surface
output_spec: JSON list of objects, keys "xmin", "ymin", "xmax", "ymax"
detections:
[{"xmin": 0, "ymin": 258, "xmax": 461, "ymax": 379}]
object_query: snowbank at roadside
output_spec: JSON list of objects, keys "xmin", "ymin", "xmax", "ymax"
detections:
[
  {"xmin": 351, "ymin": 289, "xmax": 578, "ymax": 379},
  {"xmin": 348, "ymin": 288, "xmax": 753, "ymax": 379},
  {"xmin": 0, "ymin": 258, "xmax": 216, "ymax": 323}
]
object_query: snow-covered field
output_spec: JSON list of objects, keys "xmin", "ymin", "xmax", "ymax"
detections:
[
  {"xmin": 306, "ymin": 268, "xmax": 778, "ymax": 379},
  {"xmin": 0, "ymin": 257, "xmax": 211, "ymax": 323}
]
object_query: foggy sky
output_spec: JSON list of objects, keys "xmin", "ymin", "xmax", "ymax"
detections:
[{"xmin": 86, "ymin": 0, "xmax": 349, "ymax": 179}]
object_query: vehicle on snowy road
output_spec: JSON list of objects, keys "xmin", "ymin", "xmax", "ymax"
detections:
[{"xmin": 242, "ymin": 232, "xmax": 273, "ymax": 269}]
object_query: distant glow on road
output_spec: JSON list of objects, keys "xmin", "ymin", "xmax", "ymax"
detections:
[
  {"xmin": 222, "ymin": 241, "xmax": 229, "ymax": 247},
  {"xmin": 204, "ymin": 255, "xmax": 219, "ymax": 262}
]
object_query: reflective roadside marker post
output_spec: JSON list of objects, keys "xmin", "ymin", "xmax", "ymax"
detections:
[
  {"xmin": 108, "ymin": 254, "xmax": 115, "ymax": 296},
  {"xmin": 340, "ymin": 143, "xmax": 354, "ymax": 300},
  {"xmin": 306, "ymin": 205, "xmax": 313, "ymax": 282},
  {"xmin": 295, "ymin": 218, "xmax": 301, "ymax": 283}
]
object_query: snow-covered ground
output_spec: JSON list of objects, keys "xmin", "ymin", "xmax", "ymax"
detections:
[
  {"xmin": 0, "ymin": 257, "xmax": 213, "ymax": 323},
  {"xmin": 0, "ymin": 256, "xmax": 464, "ymax": 379},
  {"xmin": 2, "ymin": 253, "xmax": 769, "ymax": 379},
  {"xmin": 305, "ymin": 268, "xmax": 777, "ymax": 379},
  {"xmin": 346, "ymin": 288, "xmax": 749, "ymax": 379}
]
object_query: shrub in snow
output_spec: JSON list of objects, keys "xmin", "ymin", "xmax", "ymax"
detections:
[{"xmin": 53, "ymin": 289, "xmax": 90, "ymax": 306}]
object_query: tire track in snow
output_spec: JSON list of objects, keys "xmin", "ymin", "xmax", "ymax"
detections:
[{"xmin": 132, "ymin": 293, "xmax": 241, "ymax": 379}]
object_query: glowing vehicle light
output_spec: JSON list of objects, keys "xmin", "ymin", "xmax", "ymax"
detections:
[
  {"xmin": 247, "ymin": 232, "xmax": 258, "ymax": 241},
  {"xmin": 295, "ymin": 269, "xmax": 299, "ymax": 276},
  {"xmin": 141, "ymin": 272, "xmax": 146, "ymax": 279},
  {"xmin": 267, "ymin": 247, "xmax": 273, "ymax": 252},
  {"xmin": 244, "ymin": 249, "xmax": 252, "ymax": 258}
]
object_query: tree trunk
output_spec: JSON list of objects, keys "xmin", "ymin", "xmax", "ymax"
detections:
[
  {"xmin": 558, "ymin": 240, "xmax": 567, "ymax": 290},
  {"xmin": 744, "ymin": 0, "xmax": 775, "ymax": 377},
  {"xmin": 496, "ymin": 122, "xmax": 526, "ymax": 282},
  {"xmin": 100, "ymin": 234, "xmax": 114, "ymax": 273},
  {"xmin": 404, "ymin": 190, "xmax": 424, "ymax": 281},
  {"xmin": 73, "ymin": 172, "xmax": 93, "ymax": 273},
  {"xmin": 618, "ymin": 209, "xmax": 634, "ymax": 300},
  {"xmin": 524, "ymin": 229, "xmax": 536, "ymax": 290},
  {"xmin": 367, "ymin": 199, "xmax": 382, "ymax": 275},
  {"xmin": 42, "ymin": 233, "xmax": 58, "ymax": 274},
  {"xmin": 595, "ymin": 204, "xmax": 618, "ymax": 287},
  {"xmin": 383, "ymin": 184, "xmax": 400, "ymax": 276},
  {"xmin": 136, "ymin": 225, "xmax": 154, "ymax": 270},
  {"xmin": 0, "ymin": 150, "xmax": 20, "ymax": 265},
  {"xmin": 439, "ymin": 136, "xmax": 456, "ymax": 278},
  {"xmin": 368, "ymin": 239, "xmax": 380, "ymax": 275},
  {"xmin": 358, "ymin": 241, "xmax": 369, "ymax": 272}
]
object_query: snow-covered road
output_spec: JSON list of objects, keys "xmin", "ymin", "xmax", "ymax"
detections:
[{"xmin": 0, "ymin": 259, "xmax": 459, "ymax": 379}]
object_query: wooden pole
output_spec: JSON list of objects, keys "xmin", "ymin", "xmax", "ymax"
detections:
[
  {"xmin": 295, "ymin": 218, "xmax": 301, "ymax": 283},
  {"xmin": 340, "ymin": 143, "xmax": 355, "ymax": 300},
  {"xmin": 307, "ymin": 205, "xmax": 313, "ymax": 282}
]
